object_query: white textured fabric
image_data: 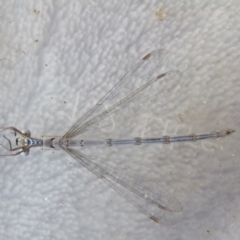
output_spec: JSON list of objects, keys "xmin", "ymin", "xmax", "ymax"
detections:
[{"xmin": 0, "ymin": 1, "xmax": 239, "ymax": 239}]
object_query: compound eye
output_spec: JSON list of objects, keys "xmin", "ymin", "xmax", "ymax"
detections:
[
  {"xmin": 22, "ymin": 129, "xmax": 31, "ymax": 137},
  {"xmin": 21, "ymin": 149, "xmax": 29, "ymax": 156}
]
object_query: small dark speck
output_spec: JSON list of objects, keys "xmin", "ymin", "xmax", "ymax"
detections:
[
  {"xmin": 34, "ymin": 39, "xmax": 38, "ymax": 43},
  {"xmin": 64, "ymin": 101, "xmax": 66, "ymax": 104},
  {"xmin": 207, "ymin": 230, "xmax": 210, "ymax": 233},
  {"xmin": 45, "ymin": 64, "xmax": 48, "ymax": 66},
  {"xmin": 51, "ymin": 97, "xmax": 53, "ymax": 99},
  {"xmin": 34, "ymin": 9, "xmax": 40, "ymax": 14}
]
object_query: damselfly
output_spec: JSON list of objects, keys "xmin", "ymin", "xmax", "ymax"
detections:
[{"xmin": 0, "ymin": 49, "xmax": 234, "ymax": 225}]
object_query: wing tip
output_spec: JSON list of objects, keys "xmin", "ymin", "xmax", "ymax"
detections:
[
  {"xmin": 142, "ymin": 53, "xmax": 151, "ymax": 60},
  {"xmin": 150, "ymin": 216, "xmax": 160, "ymax": 223}
]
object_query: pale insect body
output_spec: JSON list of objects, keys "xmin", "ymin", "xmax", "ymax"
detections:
[{"xmin": 0, "ymin": 50, "xmax": 234, "ymax": 225}]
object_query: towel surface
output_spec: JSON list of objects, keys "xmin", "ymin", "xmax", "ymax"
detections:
[{"xmin": 0, "ymin": 1, "xmax": 239, "ymax": 239}]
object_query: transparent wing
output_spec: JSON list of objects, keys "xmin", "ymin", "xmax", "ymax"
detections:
[
  {"xmin": 64, "ymin": 148, "xmax": 182, "ymax": 225},
  {"xmin": 63, "ymin": 49, "xmax": 181, "ymax": 139}
]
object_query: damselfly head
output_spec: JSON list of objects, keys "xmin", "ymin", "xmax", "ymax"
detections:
[{"xmin": 0, "ymin": 127, "xmax": 32, "ymax": 156}]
